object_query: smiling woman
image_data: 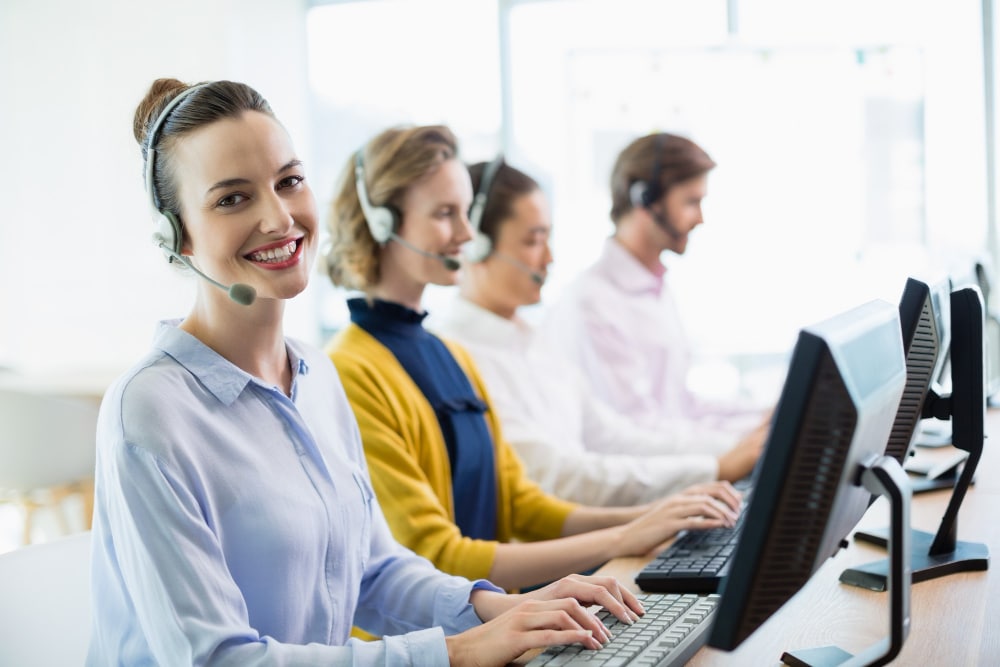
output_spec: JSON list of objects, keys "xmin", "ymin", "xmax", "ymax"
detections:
[{"xmin": 87, "ymin": 78, "xmax": 649, "ymax": 667}]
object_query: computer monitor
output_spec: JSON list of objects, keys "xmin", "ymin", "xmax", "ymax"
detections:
[
  {"xmin": 883, "ymin": 276, "xmax": 950, "ymax": 466},
  {"xmin": 973, "ymin": 260, "xmax": 1000, "ymax": 403},
  {"xmin": 883, "ymin": 276, "xmax": 959, "ymax": 492},
  {"xmin": 707, "ymin": 300, "xmax": 912, "ymax": 666},
  {"xmin": 842, "ymin": 283, "xmax": 990, "ymax": 590},
  {"xmin": 911, "ymin": 277, "xmax": 954, "ymax": 448},
  {"xmin": 935, "ymin": 258, "xmax": 1000, "ymax": 406}
]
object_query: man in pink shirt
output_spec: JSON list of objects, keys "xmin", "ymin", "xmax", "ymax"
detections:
[{"xmin": 537, "ymin": 133, "xmax": 771, "ymax": 459}]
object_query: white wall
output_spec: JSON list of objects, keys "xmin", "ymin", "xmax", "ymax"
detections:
[{"xmin": 0, "ymin": 0, "xmax": 314, "ymax": 376}]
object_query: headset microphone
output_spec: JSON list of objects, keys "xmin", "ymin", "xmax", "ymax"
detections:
[
  {"xmin": 388, "ymin": 233, "xmax": 462, "ymax": 271},
  {"xmin": 351, "ymin": 149, "xmax": 462, "ymax": 272},
  {"xmin": 649, "ymin": 208, "xmax": 684, "ymax": 240},
  {"xmin": 156, "ymin": 238, "xmax": 257, "ymax": 306},
  {"xmin": 494, "ymin": 252, "xmax": 545, "ymax": 285},
  {"xmin": 144, "ymin": 83, "xmax": 254, "ymax": 307}
]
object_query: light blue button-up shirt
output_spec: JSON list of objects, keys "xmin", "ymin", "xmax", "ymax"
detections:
[{"xmin": 88, "ymin": 321, "xmax": 498, "ymax": 666}]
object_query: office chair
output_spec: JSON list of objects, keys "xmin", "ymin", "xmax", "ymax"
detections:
[
  {"xmin": 0, "ymin": 388, "xmax": 99, "ymax": 545},
  {"xmin": 0, "ymin": 530, "xmax": 92, "ymax": 665}
]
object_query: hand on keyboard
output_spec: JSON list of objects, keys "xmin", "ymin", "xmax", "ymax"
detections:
[
  {"xmin": 612, "ymin": 481, "xmax": 742, "ymax": 559},
  {"xmin": 447, "ymin": 596, "xmax": 610, "ymax": 664},
  {"xmin": 519, "ymin": 573, "xmax": 645, "ymax": 624},
  {"xmin": 448, "ymin": 572, "xmax": 648, "ymax": 666},
  {"xmin": 675, "ymin": 481, "xmax": 743, "ymax": 515},
  {"xmin": 526, "ymin": 593, "xmax": 722, "ymax": 666}
]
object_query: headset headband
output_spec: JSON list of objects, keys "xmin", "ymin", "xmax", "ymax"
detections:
[
  {"xmin": 144, "ymin": 83, "xmax": 209, "ymax": 213},
  {"xmin": 469, "ymin": 154, "xmax": 505, "ymax": 234},
  {"xmin": 642, "ymin": 133, "xmax": 668, "ymax": 206}
]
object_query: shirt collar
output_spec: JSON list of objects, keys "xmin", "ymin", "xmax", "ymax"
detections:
[
  {"xmin": 443, "ymin": 296, "xmax": 533, "ymax": 349},
  {"xmin": 348, "ymin": 297, "xmax": 429, "ymax": 337},
  {"xmin": 152, "ymin": 320, "xmax": 309, "ymax": 406},
  {"xmin": 595, "ymin": 236, "xmax": 666, "ymax": 297}
]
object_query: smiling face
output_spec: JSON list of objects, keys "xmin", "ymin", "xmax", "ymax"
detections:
[
  {"xmin": 465, "ymin": 188, "xmax": 551, "ymax": 317},
  {"xmin": 380, "ymin": 157, "xmax": 474, "ymax": 293},
  {"xmin": 171, "ymin": 111, "xmax": 318, "ymax": 303}
]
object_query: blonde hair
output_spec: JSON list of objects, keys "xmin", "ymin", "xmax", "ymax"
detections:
[{"xmin": 323, "ymin": 125, "xmax": 458, "ymax": 292}]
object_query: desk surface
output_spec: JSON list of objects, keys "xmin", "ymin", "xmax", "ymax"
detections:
[{"xmin": 590, "ymin": 412, "xmax": 1000, "ymax": 667}]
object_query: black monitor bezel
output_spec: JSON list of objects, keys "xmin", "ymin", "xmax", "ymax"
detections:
[{"xmin": 708, "ymin": 300, "xmax": 907, "ymax": 653}]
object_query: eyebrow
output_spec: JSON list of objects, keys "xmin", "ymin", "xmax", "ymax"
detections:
[{"xmin": 205, "ymin": 159, "xmax": 304, "ymax": 196}]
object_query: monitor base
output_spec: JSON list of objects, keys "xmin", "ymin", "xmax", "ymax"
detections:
[
  {"xmin": 782, "ymin": 646, "xmax": 854, "ymax": 667},
  {"xmin": 841, "ymin": 528, "xmax": 989, "ymax": 592}
]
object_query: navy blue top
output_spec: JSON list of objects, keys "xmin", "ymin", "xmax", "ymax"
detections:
[{"xmin": 348, "ymin": 297, "xmax": 498, "ymax": 541}]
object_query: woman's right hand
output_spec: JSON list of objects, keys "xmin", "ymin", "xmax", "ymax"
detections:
[
  {"xmin": 612, "ymin": 481, "xmax": 742, "ymax": 558},
  {"xmin": 444, "ymin": 596, "xmax": 609, "ymax": 666}
]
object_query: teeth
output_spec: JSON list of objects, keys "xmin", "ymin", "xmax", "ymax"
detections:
[{"xmin": 248, "ymin": 240, "xmax": 297, "ymax": 263}]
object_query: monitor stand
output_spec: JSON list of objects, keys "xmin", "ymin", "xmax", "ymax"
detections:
[
  {"xmin": 841, "ymin": 286, "xmax": 991, "ymax": 591},
  {"xmin": 840, "ymin": 446, "xmax": 989, "ymax": 591},
  {"xmin": 781, "ymin": 456, "xmax": 911, "ymax": 667}
]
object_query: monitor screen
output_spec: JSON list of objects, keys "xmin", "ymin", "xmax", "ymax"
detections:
[{"xmin": 708, "ymin": 299, "xmax": 907, "ymax": 652}]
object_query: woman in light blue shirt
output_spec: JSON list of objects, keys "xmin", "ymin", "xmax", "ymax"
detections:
[{"xmin": 87, "ymin": 77, "xmax": 642, "ymax": 666}]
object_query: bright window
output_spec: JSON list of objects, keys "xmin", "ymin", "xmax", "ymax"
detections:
[{"xmin": 307, "ymin": 0, "xmax": 989, "ymax": 391}]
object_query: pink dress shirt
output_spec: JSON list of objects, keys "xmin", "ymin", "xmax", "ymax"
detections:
[{"xmin": 536, "ymin": 237, "xmax": 765, "ymax": 450}]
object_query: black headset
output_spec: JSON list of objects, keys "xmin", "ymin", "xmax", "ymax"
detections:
[
  {"xmin": 464, "ymin": 154, "xmax": 505, "ymax": 263},
  {"xmin": 627, "ymin": 134, "xmax": 684, "ymax": 239},
  {"xmin": 628, "ymin": 133, "xmax": 667, "ymax": 210},
  {"xmin": 146, "ymin": 84, "xmax": 209, "ymax": 259}
]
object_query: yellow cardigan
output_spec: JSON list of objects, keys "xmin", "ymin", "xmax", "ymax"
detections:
[{"xmin": 326, "ymin": 323, "xmax": 577, "ymax": 583}]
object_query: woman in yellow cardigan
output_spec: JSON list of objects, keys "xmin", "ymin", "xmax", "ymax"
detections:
[{"xmin": 322, "ymin": 125, "xmax": 742, "ymax": 592}]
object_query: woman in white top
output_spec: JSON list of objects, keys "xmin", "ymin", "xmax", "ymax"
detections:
[
  {"xmin": 430, "ymin": 158, "xmax": 767, "ymax": 506},
  {"xmin": 88, "ymin": 77, "xmax": 650, "ymax": 667}
]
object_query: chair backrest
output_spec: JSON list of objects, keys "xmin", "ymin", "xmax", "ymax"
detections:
[
  {"xmin": 0, "ymin": 531, "xmax": 92, "ymax": 665},
  {"xmin": 0, "ymin": 388, "xmax": 99, "ymax": 492}
]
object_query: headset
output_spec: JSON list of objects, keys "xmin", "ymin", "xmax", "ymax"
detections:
[
  {"xmin": 146, "ymin": 83, "xmax": 209, "ymax": 258},
  {"xmin": 627, "ymin": 133, "xmax": 683, "ymax": 239},
  {"xmin": 353, "ymin": 147, "xmax": 460, "ymax": 270},
  {"xmin": 464, "ymin": 154, "xmax": 505, "ymax": 263},
  {"xmin": 353, "ymin": 149, "xmax": 399, "ymax": 244},
  {"xmin": 628, "ymin": 133, "xmax": 666, "ymax": 211},
  {"xmin": 463, "ymin": 155, "xmax": 545, "ymax": 285},
  {"xmin": 144, "ymin": 83, "xmax": 256, "ymax": 305}
]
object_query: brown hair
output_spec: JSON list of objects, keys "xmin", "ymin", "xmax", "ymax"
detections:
[
  {"xmin": 609, "ymin": 132, "xmax": 716, "ymax": 224},
  {"xmin": 323, "ymin": 125, "xmax": 458, "ymax": 292},
  {"xmin": 468, "ymin": 160, "xmax": 540, "ymax": 252},
  {"xmin": 133, "ymin": 78, "xmax": 275, "ymax": 221}
]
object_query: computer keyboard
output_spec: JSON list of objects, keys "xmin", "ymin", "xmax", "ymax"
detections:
[
  {"xmin": 634, "ymin": 511, "xmax": 746, "ymax": 593},
  {"xmin": 525, "ymin": 592, "xmax": 720, "ymax": 667}
]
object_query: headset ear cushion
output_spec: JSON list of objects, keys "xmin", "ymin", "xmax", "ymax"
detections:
[
  {"xmin": 629, "ymin": 181, "xmax": 649, "ymax": 209},
  {"xmin": 367, "ymin": 205, "xmax": 398, "ymax": 244},
  {"xmin": 154, "ymin": 210, "xmax": 182, "ymax": 255},
  {"xmin": 463, "ymin": 232, "xmax": 493, "ymax": 263}
]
